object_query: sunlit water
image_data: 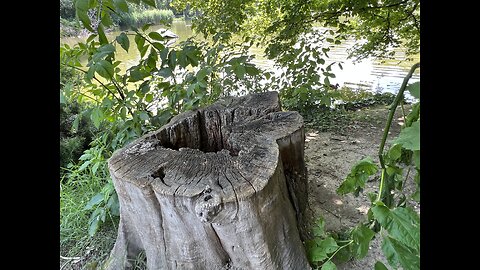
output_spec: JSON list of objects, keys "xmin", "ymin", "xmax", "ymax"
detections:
[{"xmin": 61, "ymin": 20, "xmax": 419, "ymax": 99}]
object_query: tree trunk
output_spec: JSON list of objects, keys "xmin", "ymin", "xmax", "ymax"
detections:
[{"xmin": 105, "ymin": 91, "xmax": 310, "ymax": 269}]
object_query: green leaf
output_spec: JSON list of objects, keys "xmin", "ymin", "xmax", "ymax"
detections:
[
  {"xmin": 324, "ymin": 77, "xmax": 330, "ymax": 86},
  {"xmin": 148, "ymin": 31, "xmax": 164, "ymax": 41},
  {"xmin": 374, "ymin": 261, "xmax": 389, "ymax": 270},
  {"xmin": 196, "ymin": 68, "xmax": 210, "ymax": 81},
  {"xmin": 107, "ymin": 193, "xmax": 120, "ymax": 216},
  {"xmin": 393, "ymin": 120, "xmax": 420, "ymax": 151},
  {"xmin": 92, "ymin": 162, "xmax": 100, "ymax": 175},
  {"xmin": 321, "ymin": 261, "xmax": 337, "ymax": 270},
  {"xmin": 101, "ymin": 12, "xmax": 113, "ymax": 27},
  {"xmin": 139, "ymin": 111, "xmax": 149, "ymax": 121},
  {"xmin": 308, "ymin": 245, "xmax": 328, "ymax": 262},
  {"xmin": 318, "ymin": 237, "xmax": 339, "ymax": 254},
  {"xmin": 372, "ymin": 206, "xmax": 420, "ymax": 252},
  {"xmin": 145, "ymin": 93, "xmax": 153, "ymax": 103},
  {"xmin": 387, "ymin": 144, "xmax": 402, "ymax": 161},
  {"xmin": 337, "ymin": 158, "xmax": 378, "ymax": 195},
  {"xmin": 168, "ymin": 50, "xmax": 176, "ymax": 69},
  {"xmin": 135, "ymin": 33, "xmax": 145, "ymax": 54},
  {"xmin": 84, "ymin": 193, "xmax": 104, "ymax": 210},
  {"xmin": 406, "ymin": 82, "xmax": 420, "ymax": 99},
  {"xmin": 93, "ymin": 44, "xmax": 116, "ymax": 61},
  {"xmin": 114, "ymin": 0, "xmax": 129, "ymax": 12},
  {"xmin": 79, "ymin": 153, "xmax": 92, "ymax": 161},
  {"xmin": 313, "ymin": 217, "xmax": 326, "ymax": 237},
  {"xmin": 75, "ymin": 0, "xmax": 93, "ymax": 32},
  {"xmin": 151, "ymin": 42, "xmax": 164, "ymax": 51},
  {"xmin": 78, "ymin": 160, "xmax": 91, "ymax": 171},
  {"xmin": 97, "ymin": 24, "xmax": 108, "ymax": 45},
  {"xmin": 351, "ymin": 224, "xmax": 375, "ymax": 258},
  {"xmin": 128, "ymin": 67, "xmax": 149, "ymax": 82},
  {"xmin": 91, "ymin": 107, "xmax": 104, "ymax": 128},
  {"xmin": 88, "ymin": 214, "xmax": 100, "ymax": 236},
  {"xmin": 116, "ymin": 32, "xmax": 130, "ymax": 52},
  {"xmin": 405, "ymin": 103, "xmax": 420, "ymax": 127},
  {"xmin": 95, "ymin": 60, "xmax": 114, "ymax": 79},
  {"xmin": 245, "ymin": 65, "xmax": 260, "ymax": 76},
  {"xmin": 142, "ymin": 23, "xmax": 153, "ymax": 31},
  {"xmin": 382, "ymin": 235, "xmax": 420, "ymax": 270},
  {"xmin": 158, "ymin": 68, "xmax": 173, "ymax": 78},
  {"xmin": 141, "ymin": 0, "xmax": 156, "ymax": 8}
]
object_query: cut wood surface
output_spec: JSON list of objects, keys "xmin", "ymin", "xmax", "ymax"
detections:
[{"xmin": 105, "ymin": 91, "xmax": 311, "ymax": 269}]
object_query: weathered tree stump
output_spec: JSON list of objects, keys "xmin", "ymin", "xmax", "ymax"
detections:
[{"xmin": 105, "ymin": 91, "xmax": 310, "ymax": 269}]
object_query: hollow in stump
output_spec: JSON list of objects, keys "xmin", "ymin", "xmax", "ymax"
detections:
[{"xmin": 105, "ymin": 91, "xmax": 310, "ymax": 269}]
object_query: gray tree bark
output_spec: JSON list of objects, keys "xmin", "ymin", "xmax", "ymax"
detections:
[{"xmin": 104, "ymin": 91, "xmax": 310, "ymax": 269}]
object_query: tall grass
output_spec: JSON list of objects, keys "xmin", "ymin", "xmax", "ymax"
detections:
[{"xmin": 119, "ymin": 9, "xmax": 174, "ymax": 28}]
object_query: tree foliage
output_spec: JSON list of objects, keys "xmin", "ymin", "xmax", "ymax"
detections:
[{"xmin": 172, "ymin": 0, "xmax": 420, "ymax": 61}]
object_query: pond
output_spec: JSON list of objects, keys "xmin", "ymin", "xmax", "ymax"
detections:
[{"xmin": 61, "ymin": 20, "xmax": 419, "ymax": 98}]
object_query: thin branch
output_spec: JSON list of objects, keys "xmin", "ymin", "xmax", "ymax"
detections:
[{"xmin": 61, "ymin": 63, "xmax": 121, "ymax": 102}]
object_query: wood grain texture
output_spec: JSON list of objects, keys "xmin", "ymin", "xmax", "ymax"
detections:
[{"xmin": 105, "ymin": 91, "xmax": 310, "ymax": 269}]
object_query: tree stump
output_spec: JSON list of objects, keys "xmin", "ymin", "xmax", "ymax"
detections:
[{"xmin": 105, "ymin": 91, "xmax": 310, "ymax": 269}]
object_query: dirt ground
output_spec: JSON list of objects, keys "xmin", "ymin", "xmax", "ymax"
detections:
[{"xmin": 303, "ymin": 104, "xmax": 419, "ymax": 269}]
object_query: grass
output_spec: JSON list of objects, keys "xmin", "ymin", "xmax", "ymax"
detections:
[
  {"xmin": 60, "ymin": 167, "xmax": 118, "ymax": 269},
  {"xmin": 119, "ymin": 9, "xmax": 174, "ymax": 29}
]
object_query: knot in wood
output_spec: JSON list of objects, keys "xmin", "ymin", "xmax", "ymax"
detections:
[{"xmin": 195, "ymin": 185, "xmax": 224, "ymax": 223}]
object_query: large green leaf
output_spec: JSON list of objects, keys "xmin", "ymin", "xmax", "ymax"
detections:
[
  {"xmin": 393, "ymin": 120, "xmax": 420, "ymax": 151},
  {"xmin": 106, "ymin": 193, "xmax": 120, "ymax": 216},
  {"xmin": 382, "ymin": 235, "xmax": 420, "ymax": 270},
  {"xmin": 318, "ymin": 237, "xmax": 339, "ymax": 254},
  {"xmin": 308, "ymin": 245, "xmax": 328, "ymax": 262},
  {"xmin": 116, "ymin": 32, "xmax": 130, "ymax": 52},
  {"xmin": 372, "ymin": 206, "xmax": 420, "ymax": 252},
  {"xmin": 114, "ymin": 0, "xmax": 129, "ymax": 12},
  {"xmin": 148, "ymin": 31, "xmax": 165, "ymax": 41},
  {"xmin": 95, "ymin": 60, "xmax": 114, "ymax": 79},
  {"xmin": 387, "ymin": 144, "xmax": 402, "ymax": 161},
  {"xmin": 321, "ymin": 261, "xmax": 337, "ymax": 270},
  {"xmin": 75, "ymin": 0, "xmax": 93, "ymax": 31},
  {"xmin": 405, "ymin": 102, "xmax": 420, "ymax": 127},
  {"xmin": 91, "ymin": 107, "xmax": 104, "ymax": 128},
  {"xmin": 84, "ymin": 193, "xmax": 104, "ymax": 210},
  {"xmin": 406, "ymin": 82, "xmax": 420, "ymax": 99},
  {"xmin": 351, "ymin": 224, "xmax": 375, "ymax": 258},
  {"xmin": 337, "ymin": 158, "xmax": 378, "ymax": 195},
  {"xmin": 93, "ymin": 44, "xmax": 116, "ymax": 62},
  {"xmin": 97, "ymin": 24, "xmax": 108, "ymax": 45},
  {"xmin": 234, "ymin": 65, "xmax": 246, "ymax": 79},
  {"xmin": 135, "ymin": 33, "xmax": 145, "ymax": 54},
  {"xmin": 196, "ymin": 68, "xmax": 210, "ymax": 82}
]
